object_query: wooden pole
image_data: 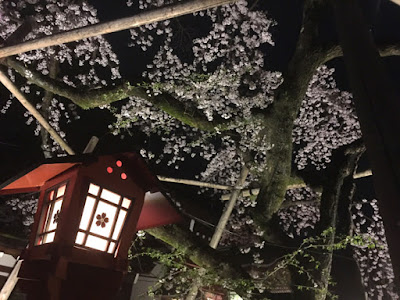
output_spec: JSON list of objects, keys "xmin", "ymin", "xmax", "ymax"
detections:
[
  {"xmin": 0, "ymin": 71, "xmax": 75, "ymax": 155},
  {"xmin": 334, "ymin": 0, "xmax": 400, "ymax": 286},
  {"xmin": 352, "ymin": 169, "xmax": 372, "ymax": 179},
  {"xmin": 0, "ymin": 259, "xmax": 22, "ymax": 300},
  {"xmin": 157, "ymin": 170, "xmax": 372, "ymax": 201},
  {"xmin": 220, "ymin": 170, "xmax": 372, "ymax": 201},
  {"xmin": 83, "ymin": 136, "xmax": 99, "ymax": 154},
  {"xmin": 209, "ymin": 166, "xmax": 249, "ymax": 249},
  {"xmin": 0, "ymin": 0, "xmax": 236, "ymax": 59},
  {"xmin": 157, "ymin": 176, "xmax": 232, "ymax": 190}
]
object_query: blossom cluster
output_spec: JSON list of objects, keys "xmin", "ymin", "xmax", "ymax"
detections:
[
  {"xmin": 6, "ymin": 195, "xmax": 38, "ymax": 227},
  {"xmin": 278, "ymin": 186, "xmax": 320, "ymax": 238},
  {"xmin": 351, "ymin": 198, "xmax": 398, "ymax": 299},
  {"xmin": 293, "ymin": 65, "xmax": 362, "ymax": 170},
  {"xmin": 219, "ymin": 193, "xmax": 266, "ymax": 261},
  {"xmin": 136, "ymin": 0, "xmax": 282, "ymax": 122},
  {"xmin": 114, "ymin": 0, "xmax": 282, "ymax": 189}
]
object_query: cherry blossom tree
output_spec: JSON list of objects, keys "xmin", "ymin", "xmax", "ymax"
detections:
[{"xmin": 1, "ymin": 0, "xmax": 400, "ymax": 299}]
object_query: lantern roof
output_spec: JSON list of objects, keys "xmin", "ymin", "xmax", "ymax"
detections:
[
  {"xmin": 0, "ymin": 155, "xmax": 86, "ymax": 196},
  {"xmin": 0, "ymin": 153, "xmax": 157, "ymax": 195},
  {"xmin": 0, "ymin": 152, "xmax": 182, "ymax": 229}
]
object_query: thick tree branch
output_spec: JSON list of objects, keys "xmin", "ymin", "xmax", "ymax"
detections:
[
  {"xmin": 253, "ymin": 0, "xmax": 330, "ymax": 234},
  {"xmin": 311, "ymin": 143, "xmax": 363, "ymax": 300},
  {"xmin": 146, "ymin": 225, "xmax": 293, "ymax": 297},
  {"xmin": 146, "ymin": 225, "xmax": 248, "ymax": 280},
  {"xmin": 1, "ymin": 58, "xmax": 231, "ymax": 132},
  {"xmin": 293, "ymin": 142, "xmax": 364, "ymax": 300}
]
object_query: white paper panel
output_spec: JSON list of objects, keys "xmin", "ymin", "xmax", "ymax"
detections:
[
  {"xmin": 88, "ymin": 184, "xmax": 100, "ymax": 196},
  {"xmin": 43, "ymin": 232, "xmax": 55, "ymax": 244},
  {"xmin": 122, "ymin": 198, "xmax": 131, "ymax": 209},
  {"xmin": 75, "ymin": 232, "xmax": 85, "ymax": 245},
  {"xmin": 47, "ymin": 199, "xmax": 62, "ymax": 232},
  {"xmin": 112, "ymin": 210, "xmax": 127, "ymax": 240},
  {"xmin": 57, "ymin": 185, "xmax": 66, "ymax": 198},
  {"xmin": 79, "ymin": 196, "xmax": 96, "ymax": 231},
  {"xmin": 85, "ymin": 235, "xmax": 107, "ymax": 251},
  {"xmin": 100, "ymin": 188, "xmax": 120, "ymax": 205},
  {"xmin": 89, "ymin": 201, "xmax": 117, "ymax": 238}
]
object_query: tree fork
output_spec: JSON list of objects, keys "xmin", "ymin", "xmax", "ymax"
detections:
[{"xmin": 253, "ymin": 0, "xmax": 329, "ymax": 231}]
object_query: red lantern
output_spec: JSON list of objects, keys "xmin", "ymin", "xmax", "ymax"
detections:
[{"xmin": 0, "ymin": 152, "xmax": 182, "ymax": 300}]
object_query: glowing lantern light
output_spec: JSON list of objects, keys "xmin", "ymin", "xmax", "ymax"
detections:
[{"xmin": 0, "ymin": 152, "xmax": 182, "ymax": 300}]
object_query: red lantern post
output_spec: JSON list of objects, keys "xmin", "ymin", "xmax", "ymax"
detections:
[{"xmin": 0, "ymin": 152, "xmax": 182, "ymax": 300}]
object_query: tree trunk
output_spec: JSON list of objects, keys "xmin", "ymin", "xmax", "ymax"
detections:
[
  {"xmin": 293, "ymin": 142, "xmax": 364, "ymax": 300},
  {"xmin": 253, "ymin": 0, "xmax": 330, "ymax": 238}
]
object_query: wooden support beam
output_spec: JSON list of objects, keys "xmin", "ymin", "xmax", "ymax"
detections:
[
  {"xmin": 0, "ymin": 71, "xmax": 75, "ymax": 155},
  {"xmin": 157, "ymin": 176, "xmax": 231, "ymax": 190},
  {"xmin": 334, "ymin": 0, "xmax": 400, "ymax": 286},
  {"xmin": 0, "ymin": 259, "xmax": 22, "ymax": 300},
  {"xmin": 220, "ymin": 169, "xmax": 372, "ymax": 201},
  {"xmin": 83, "ymin": 136, "xmax": 99, "ymax": 154},
  {"xmin": 0, "ymin": 0, "xmax": 236, "ymax": 59},
  {"xmin": 209, "ymin": 166, "xmax": 249, "ymax": 249},
  {"xmin": 158, "ymin": 169, "xmax": 373, "ymax": 201}
]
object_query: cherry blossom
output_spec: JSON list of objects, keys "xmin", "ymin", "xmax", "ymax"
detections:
[
  {"xmin": 278, "ymin": 187, "xmax": 320, "ymax": 239},
  {"xmin": 293, "ymin": 65, "xmax": 362, "ymax": 170},
  {"xmin": 351, "ymin": 198, "xmax": 398, "ymax": 299}
]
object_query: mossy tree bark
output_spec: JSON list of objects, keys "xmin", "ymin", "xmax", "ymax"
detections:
[
  {"xmin": 293, "ymin": 142, "xmax": 364, "ymax": 300},
  {"xmin": 252, "ymin": 0, "xmax": 330, "ymax": 236}
]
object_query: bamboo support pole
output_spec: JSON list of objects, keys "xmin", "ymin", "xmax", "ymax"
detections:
[
  {"xmin": 220, "ymin": 169, "xmax": 373, "ymax": 200},
  {"xmin": 83, "ymin": 136, "xmax": 99, "ymax": 154},
  {"xmin": 0, "ymin": 259, "xmax": 22, "ymax": 300},
  {"xmin": 157, "ymin": 168, "xmax": 372, "ymax": 201},
  {"xmin": 157, "ymin": 175, "xmax": 231, "ymax": 190},
  {"xmin": 209, "ymin": 166, "xmax": 249, "ymax": 249},
  {"xmin": 353, "ymin": 169, "xmax": 372, "ymax": 179},
  {"xmin": 0, "ymin": 0, "xmax": 236, "ymax": 59},
  {"xmin": 0, "ymin": 70, "xmax": 75, "ymax": 155}
]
